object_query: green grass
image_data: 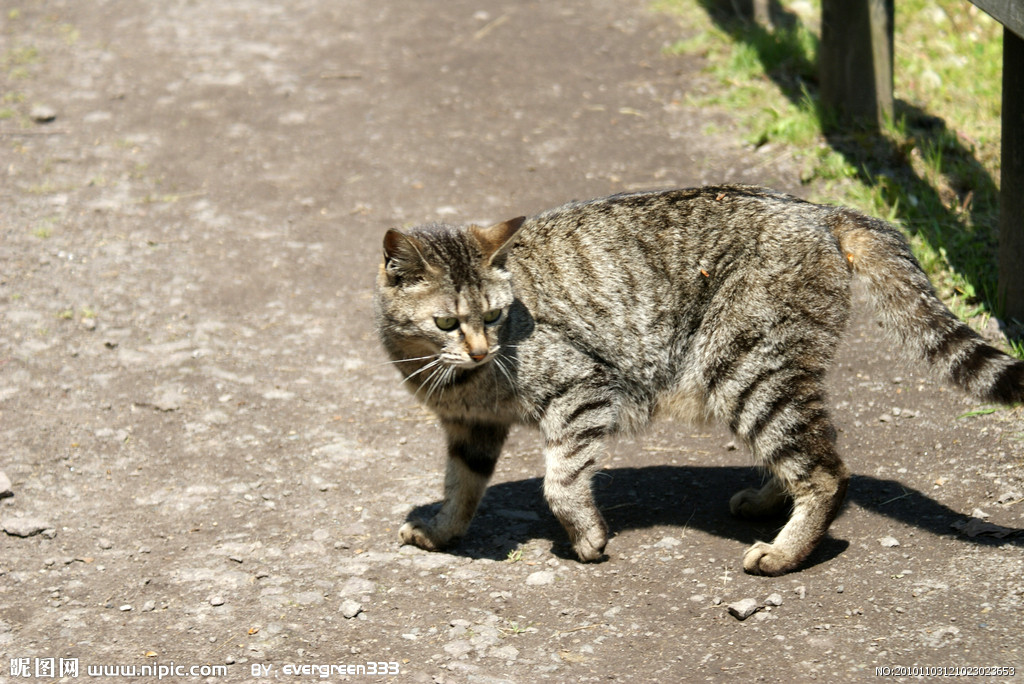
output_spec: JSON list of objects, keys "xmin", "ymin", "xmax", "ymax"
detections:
[
  {"xmin": 957, "ymin": 406, "xmax": 1002, "ymax": 419},
  {"xmin": 656, "ymin": 0, "xmax": 1011, "ymax": 342}
]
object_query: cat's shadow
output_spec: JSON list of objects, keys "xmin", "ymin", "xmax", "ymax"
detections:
[{"xmin": 405, "ymin": 465, "xmax": 1023, "ymax": 569}]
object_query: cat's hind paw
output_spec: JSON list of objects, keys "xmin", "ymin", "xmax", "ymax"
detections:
[
  {"xmin": 741, "ymin": 541, "xmax": 800, "ymax": 576},
  {"xmin": 729, "ymin": 483, "xmax": 789, "ymax": 520},
  {"xmin": 571, "ymin": 525, "xmax": 609, "ymax": 562},
  {"xmin": 399, "ymin": 520, "xmax": 451, "ymax": 552}
]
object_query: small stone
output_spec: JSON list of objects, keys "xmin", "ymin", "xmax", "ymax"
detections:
[
  {"xmin": 0, "ymin": 471, "xmax": 12, "ymax": 498},
  {"xmin": 653, "ymin": 536, "xmax": 682, "ymax": 548},
  {"xmin": 97, "ymin": 537, "xmax": 114, "ymax": 550},
  {"xmin": 340, "ymin": 599, "xmax": 363, "ymax": 618},
  {"xmin": 727, "ymin": 598, "xmax": 760, "ymax": 621},
  {"xmin": 489, "ymin": 644, "xmax": 519, "ymax": 661},
  {"xmin": 142, "ymin": 600, "xmax": 156, "ymax": 612},
  {"xmin": 525, "ymin": 570, "xmax": 555, "ymax": 586},
  {"xmin": 836, "ymin": 585, "xmax": 845, "ymax": 594},
  {"xmin": 339, "ymin": 576, "xmax": 376, "ymax": 597},
  {"xmin": 3, "ymin": 516, "xmax": 52, "ymax": 538},
  {"xmin": 997, "ymin": 490, "xmax": 1022, "ymax": 505},
  {"xmin": 793, "ymin": 586, "xmax": 807, "ymax": 599},
  {"xmin": 765, "ymin": 592, "xmax": 783, "ymax": 606},
  {"xmin": 878, "ymin": 536, "xmax": 900, "ymax": 548},
  {"xmin": 152, "ymin": 386, "xmax": 184, "ymax": 412},
  {"xmin": 30, "ymin": 105, "xmax": 57, "ymax": 123},
  {"xmin": 878, "ymin": 414, "xmax": 891, "ymax": 423},
  {"xmin": 119, "ymin": 604, "xmax": 132, "ymax": 612},
  {"xmin": 210, "ymin": 596, "xmax": 225, "ymax": 606},
  {"xmin": 443, "ymin": 640, "xmax": 473, "ymax": 658}
]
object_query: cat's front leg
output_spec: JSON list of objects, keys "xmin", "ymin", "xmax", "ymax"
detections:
[
  {"xmin": 541, "ymin": 396, "xmax": 616, "ymax": 562},
  {"xmin": 400, "ymin": 420, "xmax": 509, "ymax": 552}
]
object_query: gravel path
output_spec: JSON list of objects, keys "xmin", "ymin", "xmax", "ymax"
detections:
[{"xmin": 2, "ymin": 0, "xmax": 1022, "ymax": 681}]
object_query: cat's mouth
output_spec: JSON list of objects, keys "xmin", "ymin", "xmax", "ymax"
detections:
[{"xmin": 455, "ymin": 354, "xmax": 491, "ymax": 369}]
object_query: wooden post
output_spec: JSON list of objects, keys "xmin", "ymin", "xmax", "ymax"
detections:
[
  {"xmin": 711, "ymin": 0, "xmax": 772, "ymax": 26},
  {"xmin": 752, "ymin": 0, "xmax": 772, "ymax": 28},
  {"xmin": 819, "ymin": 0, "xmax": 894, "ymax": 129},
  {"xmin": 998, "ymin": 27, "xmax": 1024, "ymax": 322}
]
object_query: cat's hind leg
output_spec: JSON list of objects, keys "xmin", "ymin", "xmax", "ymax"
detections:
[
  {"xmin": 740, "ymin": 450, "xmax": 848, "ymax": 576},
  {"xmin": 729, "ymin": 476, "xmax": 789, "ymax": 519},
  {"xmin": 729, "ymin": 375, "xmax": 849, "ymax": 575},
  {"xmin": 400, "ymin": 420, "xmax": 508, "ymax": 552}
]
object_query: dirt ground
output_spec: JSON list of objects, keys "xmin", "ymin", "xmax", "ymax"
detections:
[{"xmin": 2, "ymin": 0, "xmax": 1022, "ymax": 681}]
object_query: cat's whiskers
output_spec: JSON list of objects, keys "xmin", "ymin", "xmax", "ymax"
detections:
[
  {"xmin": 402, "ymin": 357, "xmax": 442, "ymax": 384},
  {"xmin": 492, "ymin": 353, "xmax": 516, "ymax": 390},
  {"xmin": 380, "ymin": 353, "xmax": 440, "ymax": 367},
  {"xmin": 422, "ymin": 361, "xmax": 457, "ymax": 403},
  {"xmin": 411, "ymin": 368, "xmax": 437, "ymax": 401},
  {"xmin": 412, "ymin": 363, "xmax": 445, "ymax": 400},
  {"xmin": 492, "ymin": 353, "xmax": 521, "ymax": 409}
]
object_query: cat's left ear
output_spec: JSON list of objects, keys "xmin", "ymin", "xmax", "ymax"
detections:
[{"xmin": 471, "ymin": 217, "xmax": 526, "ymax": 266}]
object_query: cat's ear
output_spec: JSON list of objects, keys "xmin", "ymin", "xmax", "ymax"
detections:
[
  {"xmin": 382, "ymin": 229, "xmax": 433, "ymax": 284},
  {"xmin": 471, "ymin": 217, "xmax": 526, "ymax": 265}
]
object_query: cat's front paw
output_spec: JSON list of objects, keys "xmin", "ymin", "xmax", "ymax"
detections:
[
  {"xmin": 399, "ymin": 520, "xmax": 451, "ymax": 552},
  {"xmin": 741, "ymin": 541, "xmax": 799, "ymax": 576}
]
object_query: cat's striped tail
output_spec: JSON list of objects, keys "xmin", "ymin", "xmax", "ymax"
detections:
[{"xmin": 829, "ymin": 208, "xmax": 1024, "ymax": 405}]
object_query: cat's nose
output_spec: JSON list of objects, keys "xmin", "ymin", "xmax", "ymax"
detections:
[{"xmin": 466, "ymin": 332, "xmax": 489, "ymax": 362}]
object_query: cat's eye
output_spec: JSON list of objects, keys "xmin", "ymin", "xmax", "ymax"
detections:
[
  {"xmin": 483, "ymin": 309, "xmax": 502, "ymax": 324},
  {"xmin": 434, "ymin": 316, "xmax": 459, "ymax": 331}
]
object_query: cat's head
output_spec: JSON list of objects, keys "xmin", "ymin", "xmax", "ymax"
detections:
[{"xmin": 374, "ymin": 217, "xmax": 525, "ymax": 371}]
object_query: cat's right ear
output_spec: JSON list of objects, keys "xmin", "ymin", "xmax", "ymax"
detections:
[{"xmin": 382, "ymin": 229, "xmax": 432, "ymax": 285}]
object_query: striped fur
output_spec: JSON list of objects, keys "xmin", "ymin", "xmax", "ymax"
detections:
[{"xmin": 375, "ymin": 185, "xmax": 1023, "ymax": 575}]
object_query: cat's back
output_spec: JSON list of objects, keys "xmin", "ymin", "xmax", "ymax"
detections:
[{"xmin": 505, "ymin": 185, "xmax": 843, "ymax": 311}]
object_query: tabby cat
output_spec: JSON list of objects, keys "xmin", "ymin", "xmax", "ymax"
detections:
[{"xmin": 374, "ymin": 185, "xmax": 1023, "ymax": 576}]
